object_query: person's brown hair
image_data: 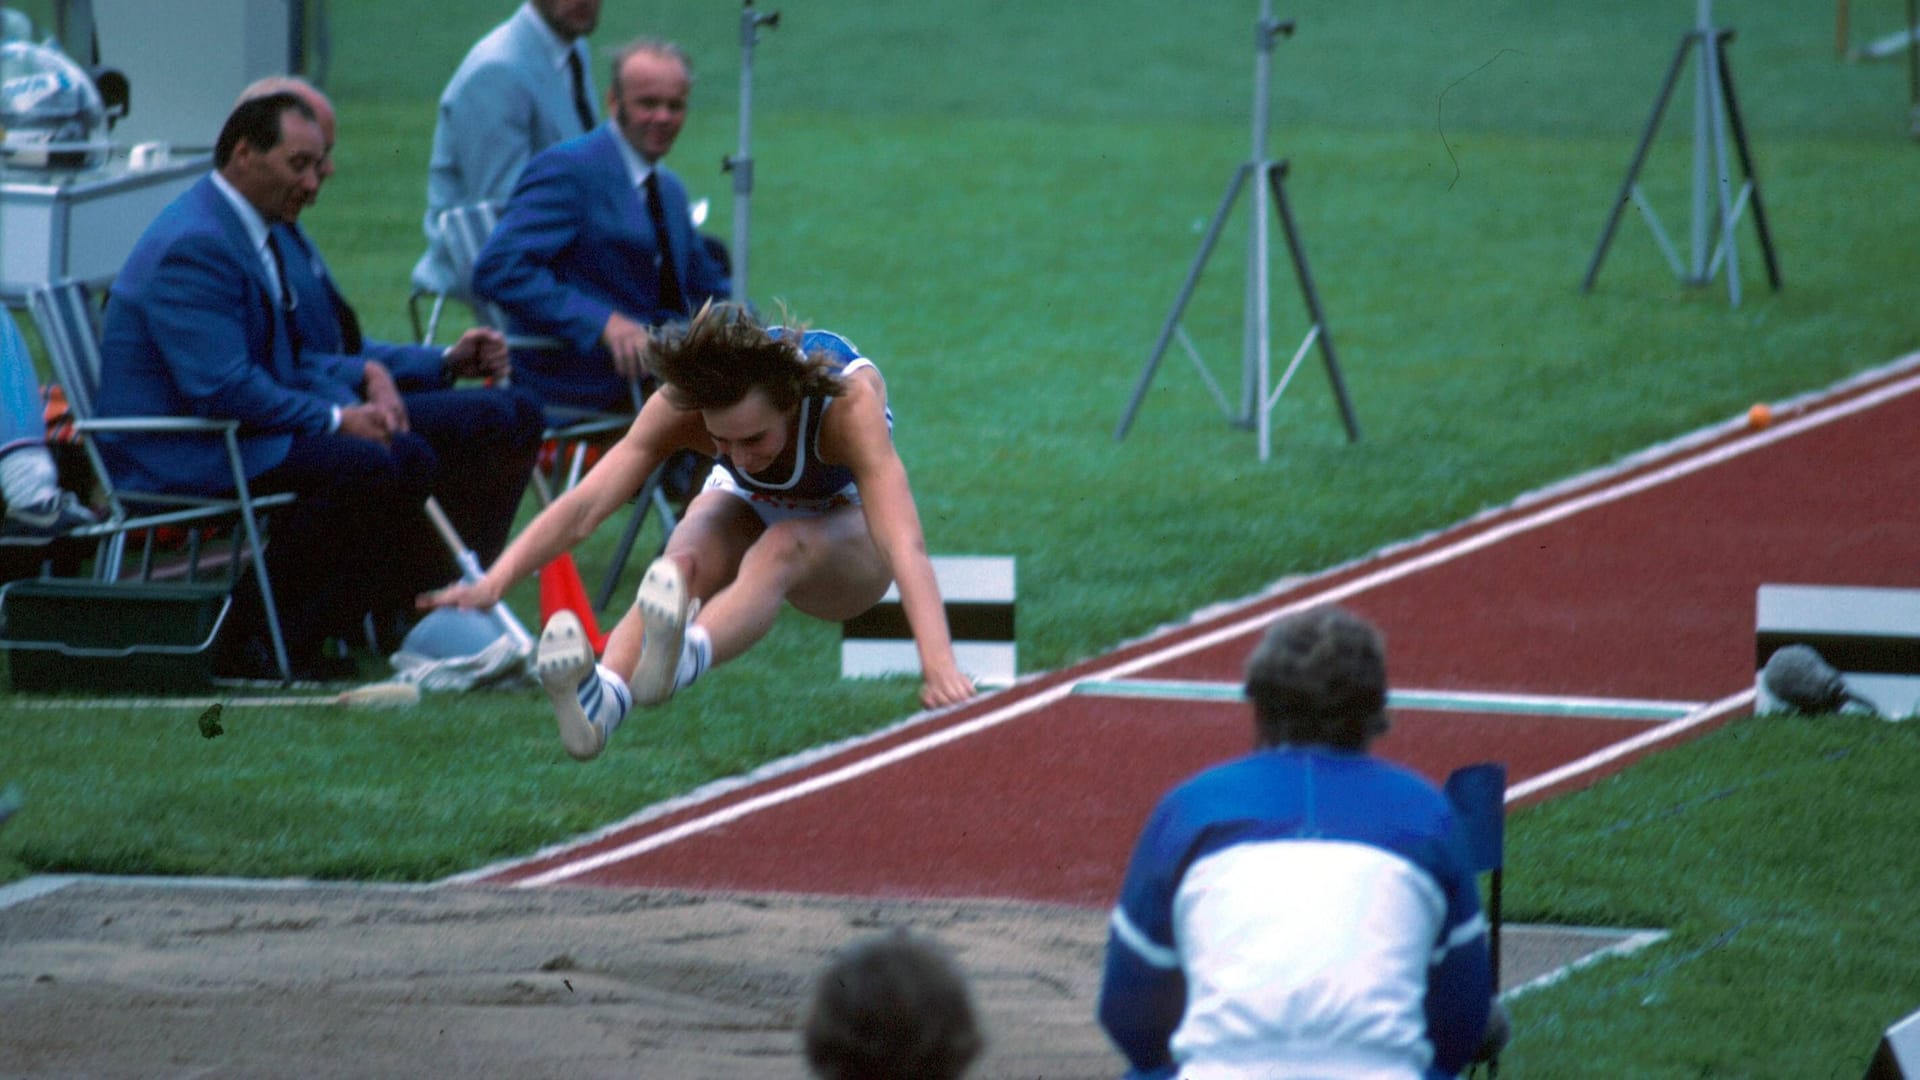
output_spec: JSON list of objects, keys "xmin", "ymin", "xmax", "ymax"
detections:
[
  {"xmin": 1243, "ymin": 605, "xmax": 1390, "ymax": 751},
  {"xmin": 649, "ymin": 301, "xmax": 845, "ymax": 414},
  {"xmin": 802, "ymin": 929, "xmax": 983, "ymax": 1080}
]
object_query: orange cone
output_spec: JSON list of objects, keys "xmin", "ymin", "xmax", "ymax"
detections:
[{"xmin": 539, "ymin": 553, "xmax": 608, "ymax": 654}]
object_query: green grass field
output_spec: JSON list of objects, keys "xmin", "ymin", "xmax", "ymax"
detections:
[{"xmin": 5, "ymin": 1, "xmax": 1920, "ymax": 1072}]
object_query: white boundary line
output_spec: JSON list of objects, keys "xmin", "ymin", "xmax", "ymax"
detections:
[
  {"xmin": 0, "ymin": 873, "xmax": 439, "ymax": 915},
  {"xmin": 1504, "ymin": 689, "xmax": 1755, "ymax": 805},
  {"xmin": 1500, "ymin": 927, "xmax": 1672, "ymax": 1000},
  {"xmin": 508, "ymin": 369, "xmax": 1920, "ymax": 887},
  {"xmin": 1071, "ymin": 677, "xmax": 1705, "ymax": 719}
]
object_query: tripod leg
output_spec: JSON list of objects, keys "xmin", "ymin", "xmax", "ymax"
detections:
[
  {"xmin": 1713, "ymin": 33, "xmax": 1781, "ymax": 291},
  {"xmin": 1911, "ymin": 0, "xmax": 1920, "ymax": 136},
  {"xmin": 1116, "ymin": 164, "xmax": 1253, "ymax": 440},
  {"xmin": 1583, "ymin": 34, "xmax": 1694, "ymax": 293},
  {"xmin": 1266, "ymin": 162, "xmax": 1360, "ymax": 443},
  {"xmin": 1700, "ymin": 29, "xmax": 1743, "ymax": 306},
  {"xmin": 1489, "ymin": 865, "xmax": 1504, "ymax": 1077}
]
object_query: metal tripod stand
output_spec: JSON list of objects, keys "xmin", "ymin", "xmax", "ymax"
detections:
[
  {"xmin": 1582, "ymin": 0, "xmax": 1779, "ymax": 307},
  {"xmin": 723, "ymin": 0, "xmax": 780, "ymax": 304},
  {"xmin": 1114, "ymin": 2, "xmax": 1360, "ymax": 462},
  {"xmin": 1836, "ymin": 0, "xmax": 1920, "ymax": 137}
]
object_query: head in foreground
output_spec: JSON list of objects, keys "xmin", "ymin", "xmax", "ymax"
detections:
[
  {"xmin": 1243, "ymin": 605, "xmax": 1390, "ymax": 752},
  {"xmin": 802, "ymin": 928, "xmax": 983, "ymax": 1080}
]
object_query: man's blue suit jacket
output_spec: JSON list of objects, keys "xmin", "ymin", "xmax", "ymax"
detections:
[
  {"xmin": 275, "ymin": 223, "xmax": 449, "ymax": 395},
  {"xmin": 98, "ymin": 176, "xmax": 368, "ymax": 496},
  {"xmin": 471, "ymin": 125, "xmax": 728, "ymax": 412}
]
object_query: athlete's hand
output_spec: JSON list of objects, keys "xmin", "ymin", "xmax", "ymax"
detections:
[
  {"xmin": 920, "ymin": 665, "xmax": 977, "ymax": 710},
  {"xmin": 416, "ymin": 577, "xmax": 501, "ymax": 613}
]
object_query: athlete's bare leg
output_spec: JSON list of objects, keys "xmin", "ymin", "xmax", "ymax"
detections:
[
  {"xmin": 693, "ymin": 504, "xmax": 891, "ymax": 667},
  {"xmin": 604, "ymin": 490, "xmax": 760, "ymax": 686}
]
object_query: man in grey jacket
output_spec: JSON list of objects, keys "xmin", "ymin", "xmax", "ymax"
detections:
[{"xmin": 411, "ymin": 0, "xmax": 602, "ymax": 299}]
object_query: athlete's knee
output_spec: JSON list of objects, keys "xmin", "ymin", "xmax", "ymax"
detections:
[
  {"xmin": 663, "ymin": 546, "xmax": 727, "ymax": 603},
  {"xmin": 740, "ymin": 521, "xmax": 822, "ymax": 585},
  {"xmin": 757, "ymin": 520, "xmax": 818, "ymax": 565}
]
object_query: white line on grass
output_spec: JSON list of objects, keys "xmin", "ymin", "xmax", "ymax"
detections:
[
  {"xmin": 1500, "ymin": 927, "xmax": 1672, "ymax": 1000},
  {"xmin": 505, "ymin": 371, "xmax": 1920, "ymax": 886}
]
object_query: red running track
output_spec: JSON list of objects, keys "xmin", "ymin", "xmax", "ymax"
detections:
[{"xmin": 473, "ymin": 359, "xmax": 1920, "ymax": 908}]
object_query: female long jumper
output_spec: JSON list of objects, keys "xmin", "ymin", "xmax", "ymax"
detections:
[{"xmin": 420, "ymin": 302, "xmax": 976, "ymax": 760}]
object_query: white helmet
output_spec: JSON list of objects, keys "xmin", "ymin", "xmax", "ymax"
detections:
[
  {"xmin": 1, "ymin": 40, "xmax": 109, "ymax": 170},
  {"xmin": 389, "ymin": 607, "xmax": 533, "ymax": 691}
]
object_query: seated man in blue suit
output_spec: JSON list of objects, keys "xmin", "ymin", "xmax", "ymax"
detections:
[
  {"xmin": 472, "ymin": 37, "xmax": 729, "ymax": 415},
  {"xmin": 97, "ymin": 90, "xmax": 539, "ymax": 680}
]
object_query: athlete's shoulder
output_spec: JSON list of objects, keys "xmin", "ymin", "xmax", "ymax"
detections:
[{"xmin": 798, "ymin": 328, "xmax": 863, "ymax": 364}]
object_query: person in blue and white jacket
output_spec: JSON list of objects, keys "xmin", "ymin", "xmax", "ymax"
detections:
[{"xmin": 1097, "ymin": 605, "xmax": 1507, "ymax": 1079}]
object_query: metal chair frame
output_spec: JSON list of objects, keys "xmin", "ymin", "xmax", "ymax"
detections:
[
  {"xmin": 428, "ymin": 202, "xmax": 680, "ymax": 610},
  {"xmin": 24, "ymin": 280, "xmax": 299, "ymax": 682}
]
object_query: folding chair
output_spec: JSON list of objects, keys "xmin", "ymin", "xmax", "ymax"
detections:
[
  {"xmin": 410, "ymin": 200, "xmax": 576, "ymax": 350},
  {"xmin": 431, "ymin": 201, "xmax": 682, "ymax": 609},
  {"xmin": 1445, "ymin": 761, "xmax": 1508, "ymax": 1078},
  {"xmin": 16, "ymin": 280, "xmax": 299, "ymax": 682},
  {"xmin": 408, "ymin": 200, "xmax": 496, "ymax": 348}
]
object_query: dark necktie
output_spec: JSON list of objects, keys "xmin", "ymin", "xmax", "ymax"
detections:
[
  {"xmin": 334, "ymin": 294, "xmax": 364, "ymax": 356},
  {"xmin": 566, "ymin": 47, "xmax": 596, "ymax": 133},
  {"xmin": 644, "ymin": 172, "xmax": 686, "ymax": 316},
  {"xmin": 276, "ymin": 225, "xmax": 361, "ymax": 354},
  {"xmin": 264, "ymin": 230, "xmax": 302, "ymax": 362}
]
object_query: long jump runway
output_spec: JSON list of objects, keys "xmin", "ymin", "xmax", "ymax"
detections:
[{"xmin": 474, "ymin": 359, "xmax": 1920, "ymax": 908}]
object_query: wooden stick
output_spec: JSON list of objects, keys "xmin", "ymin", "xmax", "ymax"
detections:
[{"xmin": 9, "ymin": 682, "xmax": 422, "ymax": 710}]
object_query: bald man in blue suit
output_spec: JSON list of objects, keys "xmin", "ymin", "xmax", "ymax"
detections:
[
  {"xmin": 256, "ymin": 76, "xmax": 544, "ymax": 579},
  {"xmin": 473, "ymin": 38, "xmax": 729, "ymax": 414}
]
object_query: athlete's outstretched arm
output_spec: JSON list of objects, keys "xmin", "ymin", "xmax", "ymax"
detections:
[
  {"xmin": 830, "ymin": 372, "xmax": 975, "ymax": 708},
  {"xmin": 418, "ymin": 393, "xmax": 701, "ymax": 611}
]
